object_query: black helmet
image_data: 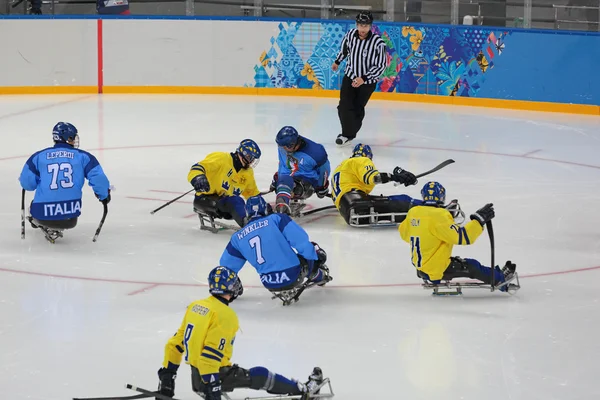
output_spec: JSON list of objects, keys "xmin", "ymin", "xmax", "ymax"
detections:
[{"xmin": 356, "ymin": 10, "xmax": 373, "ymax": 25}]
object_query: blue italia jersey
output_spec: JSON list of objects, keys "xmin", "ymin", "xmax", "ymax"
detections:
[
  {"xmin": 19, "ymin": 143, "xmax": 110, "ymax": 220},
  {"xmin": 219, "ymin": 213, "xmax": 318, "ymax": 275},
  {"xmin": 278, "ymin": 137, "xmax": 330, "ymax": 188}
]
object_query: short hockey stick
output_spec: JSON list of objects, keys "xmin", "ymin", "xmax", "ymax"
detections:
[
  {"xmin": 125, "ymin": 384, "xmax": 181, "ymax": 400},
  {"xmin": 393, "ymin": 159, "xmax": 455, "ymax": 186},
  {"xmin": 486, "ymin": 220, "xmax": 496, "ymax": 292},
  {"xmin": 21, "ymin": 189, "xmax": 25, "ymax": 239},
  {"xmin": 415, "ymin": 159, "xmax": 455, "ymax": 179},
  {"xmin": 300, "ymin": 205, "xmax": 337, "ymax": 217},
  {"xmin": 73, "ymin": 392, "xmax": 153, "ymax": 400},
  {"xmin": 150, "ymin": 189, "xmax": 195, "ymax": 214},
  {"xmin": 92, "ymin": 203, "xmax": 109, "ymax": 242}
]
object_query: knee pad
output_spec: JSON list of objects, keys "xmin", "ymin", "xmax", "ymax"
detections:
[
  {"xmin": 292, "ymin": 179, "xmax": 315, "ymax": 200},
  {"xmin": 249, "ymin": 367, "xmax": 272, "ymax": 391},
  {"xmin": 194, "ymin": 196, "xmax": 219, "ymax": 216}
]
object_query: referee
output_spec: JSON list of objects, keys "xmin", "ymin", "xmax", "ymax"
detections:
[{"xmin": 332, "ymin": 11, "xmax": 387, "ymax": 146}]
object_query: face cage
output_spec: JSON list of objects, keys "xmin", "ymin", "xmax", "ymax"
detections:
[
  {"xmin": 243, "ymin": 153, "xmax": 260, "ymax": 169},
  {"xmin": 72, "ymin": 134, "xmax": 80, "ymax": 149}
]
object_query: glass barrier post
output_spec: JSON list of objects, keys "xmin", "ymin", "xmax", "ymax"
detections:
[
  {"xmin": 385, "ymin": 0, "xmax": 394, "ymax": 22},
  {"xmin": 523, "ymin": 0, "xmax": 532, "ymax": 28},
  {"xmin": 185, "ymin": 0, "xmax": 194, "ymax": 16},
  {"xmin": 321, "ymin": 0, "xmax": 331, "ymax": 19},
  {"xmin": 451, "ymin": 0, "xmax": 459, "ymax": 24},
  {"xmin": 254, "ymin": 0, "xmax": 263, "ymax": 17},
  {"xmin": 598, "ymin": 0, "xmax": 600, "ymax": 31}
]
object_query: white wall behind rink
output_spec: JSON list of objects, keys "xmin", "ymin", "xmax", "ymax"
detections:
[
  {"xmin": 103, "ymin": 20, "xmax": 280, "ymax": 87},
  {"xmin": 0, "ymin": 20, "xmax": 98, "ymax": 87},
  {"xmin": 0, "ymin": 19, "xmax": 282, "ymax": 88}
]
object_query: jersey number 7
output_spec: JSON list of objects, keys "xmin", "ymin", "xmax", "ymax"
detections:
[{"xmin": 249, "ymin": 235, "xmax": 266, "ymax": 265}]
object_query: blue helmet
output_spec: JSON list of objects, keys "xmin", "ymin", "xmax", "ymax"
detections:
[
  {"xmin": 245, "ymin": 195, "xmax": 271, "ymax": 220},
  {"xmin": 421, "ymin": 181, "xmax": 446, "ymax": 205},
  {"xmin": 351, "ymin": 143, "xmax": 373, "ymax": 159},
  {"xmin": 276, "ymin": 126, "xmax": 299, "ymax": 149},
  {"xmin": 52, "ymin": 122, "xmax": 79, "ymax": 148},
  {"xmin": 208, "ymin": 266, "xmax": 240, "ymax": 297},
  {"xmin": 237, "ymin": 139, "xmax": 261, "ymax": 168}
]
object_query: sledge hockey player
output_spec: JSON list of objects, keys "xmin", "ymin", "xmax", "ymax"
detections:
[
  {"xmin": 219, "ymin": 195, "xmax": 332, "ymax": 305},
  {"xmin": 18, "ymin": 122, "xmax": 111, "ymax": 243},
  {"xmin": 271, "ymin": 126, "xmax": 331, "ymax": 216},
  {"xmin": 157, "ymin": 266, "xmax": 331, "ymax": 400},
  {"xmin": 330, "ymin": 143, "xmax": 421, "ymax": 227},
  {"xmin": 399, "ymin": 181, "xmax": 519, "ymax": 292},
  {"xmin": 188, "ymin": 139, "xmax": 261, "ymax": 232}
]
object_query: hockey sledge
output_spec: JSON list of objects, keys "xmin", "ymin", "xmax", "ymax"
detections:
[
  {"xmin": 422, "ymin": 272, "xmax": 521, "ymax": 296},
  {"xmin": 194, "ymin": 209, "xmax": 239, "ymax": 233},
  {"xmin": 242, "ymin": 377, "xmax": 335, "ymax": 399}
]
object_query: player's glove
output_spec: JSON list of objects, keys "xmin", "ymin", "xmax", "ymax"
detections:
[
  {"xmin": 392, "ymin": 167, "xmax": 418, "ymax": 186},
  {"xmin": 191, "ymin": 174, "xmax": 210, "ymax": 192},
  {"xmin": 315, "ymin": 181, "xmax": 330, "ymax": 199},
  {"xmin": 270, "ymin": 172, "xmax": 278, "ymax": 192},
  {"xmin": 157, "ymin": 367, "xmax": 177, "ymax": 398},
  {"xmin": 231, "ymin": 277, "xmax": 244, "ymax": 301},
  {"xmin": 96, "ymin": 189, "xmax": 111, "ymax": 205},
  {"xmin": 311, "ymin": 241, "xmax": 327, "ymax": 266},
  {"xmin": 470, "ymin": 203, "xmax": 495, "ymax": 227},
  {"xmin": 204, "ymin": 379, "xmax": 222, "ymax": 400}
]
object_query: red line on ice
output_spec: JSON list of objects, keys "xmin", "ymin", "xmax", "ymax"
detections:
[{"xmin": 0, "ymin": 265, "xmax": 598, "ymax": 292}]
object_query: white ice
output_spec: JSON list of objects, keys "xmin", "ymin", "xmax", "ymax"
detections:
[{"xmin": 1, "ymin": 94, "xmax": 600, "ymax": 400}]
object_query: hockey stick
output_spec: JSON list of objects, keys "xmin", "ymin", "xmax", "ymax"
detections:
[
  {"xmin": 125, "ymin": 384, "xmax": 181, "ymax": 400},
  {"xmin": 92, "ymin": 203, "xmax": 109, "ymax": 242},
  {"xmin": 150, "ymin": 189, "xmax": 195, "ymax": 214},
  {"xmin": 300, "ymin": 205, "xmax": 336, "ymax": 217},
  {"xmin": 73, "ymin": 393, "xmax": 154, "ymax": 400},
  {"xmin": 21, "ymin": 189, "xmax": 25, "ymax": 239},
  {"xmin": 393, "ymin": 159, "xmax": 455, "ymax": 186},
  {"xmin": 486, "ymin": 220, "xmax": 496, "ymax": 292},
  {"xmin": 415, "ymin": 159, "xmax": 455, "ymax": 179}
]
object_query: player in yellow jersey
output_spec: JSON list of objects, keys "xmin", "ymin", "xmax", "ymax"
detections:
[
  {"xmin": 156, "ymin": 266, "xmax": 330, "ymax": 400},
  {"xmin": 399, "ymin": 181, "xmax": 518, "ymax": 292},
  {"xmin": 330, "ymin": 143, "xmax": 420, "ymax": 226},
  {"xmin": 188, "ymin": 140, "xmax": 261, "ymax": 231}
]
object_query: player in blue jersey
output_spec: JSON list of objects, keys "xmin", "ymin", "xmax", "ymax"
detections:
[
  {"xmin": 270, "ymin": 126, "xmax": 331, "ymax": 216},
  {"xmin": 219, "ymin": 195, "xmax": 332, "ymax": 305},
  {"xmin": 19, "ymin": 122, "xmax": 111, "ymax": 243}
]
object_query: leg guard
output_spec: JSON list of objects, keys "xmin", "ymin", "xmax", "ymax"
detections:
[
  {"xmin": 193, "ymin": 195, "xmax": 220, "ymax": 217},
  {"xmin": 443, "ymin": 257, "xmax": 505, "ymax": 285},
  {"xmin": 193, "ymin": 195, "xmax": 240, "ymax": 233},
  {"xmin": 340, "ymin": 191, "xmax": 410, "ymax": 227},
  {"xmin": 291, "ymin": 178, "xmax": 315, "ymax": 201},
  {"xmin": 218, "ymin": 196, "xmax": 247, "ymax": 227},
  {"xmin": 30, "ymin": 217, "xmax": 78, "ymax": 243},
  {"xmin": 275, "ymin": 174, "xmax": 294, "ymax": 206},
  {"xmin": 191, "ymin": 365, "xmax": 253, "ymax": 394},
  {"xmin": 248, "ymin": 367, "xmax": 303, "ymax": 395},
  {"xmin": 33, "ymin": 217, "xmax": 78, "ymax": 230}
]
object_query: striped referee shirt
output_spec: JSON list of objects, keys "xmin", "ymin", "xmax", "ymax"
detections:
[{"xmin": 335, "ymin": 29, "xmax": 387, "ymax": 84}]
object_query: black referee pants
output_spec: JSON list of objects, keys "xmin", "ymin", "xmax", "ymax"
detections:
[{"xmin": 337, "ymin": 75, "xmax": 377, "ymax": 140}]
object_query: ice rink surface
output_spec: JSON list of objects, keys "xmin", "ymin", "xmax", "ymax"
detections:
[{"xmin": 1, "ymin": 94, "xmax": 599, "ymax": 400}]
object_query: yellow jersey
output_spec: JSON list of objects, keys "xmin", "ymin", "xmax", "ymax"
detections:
[
  {"xmin": 330, "ymin": 157, "xmax": 379, "ymax": 208},
  {"xmin": 188, "ymin": 152, "xmax": 260, "ymax": 199},
  {"xmin": 162, "ymin": 295, "xmax": 239, "ymax": 383},
  {"xmin": 398, "ymin": 206, "xmax": 484, "ymax": 281}
]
